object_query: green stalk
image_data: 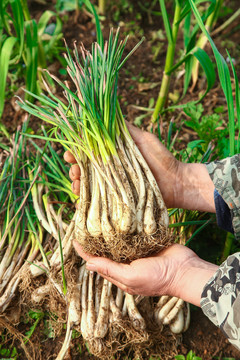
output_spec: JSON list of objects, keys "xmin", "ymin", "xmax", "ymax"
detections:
[
  {"xmin": 188, "ymin": 0, "xmax": 236, "ymax": 156},
  {"xmin": 75, "ymin": 0, "xmax": 80, "ymax": 18},
  {"xmin": 191, "ymin": 0, "xmax": 223, "ymax": 88},
  {"xmin": 20, "ymin": 0, "xmax": 31, "ymax": 21},
  {"xmin": 212, "ymin": 8, "xmax": 240, "ymax": 37},
  {"xmin": 98, "ymin": 0, "xmax": 106, "ymax": 15},
  {"xmin": 152, "ymin": 0, "xmax": 182, "ymax": 122},
  {"xmin": 58, "ymin": 230, "xmax": 67, "ymax": 296}
]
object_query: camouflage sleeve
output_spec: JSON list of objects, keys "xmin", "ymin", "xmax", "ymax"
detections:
[
  {"xmin": 201, "ymin": 155, "xmax": 240, "ymax": 350},
  {"xmin": 201, "ymin": 253, "xmax": 240, "ymax": 351},
  {"xmin": 206, "ymin": 154, "xmax": 240, "ymax": 239}
]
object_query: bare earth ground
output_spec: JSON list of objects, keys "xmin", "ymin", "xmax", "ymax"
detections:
[{"xmin": 1, "ymin": 0, "xmax": 240, "ymax": 358}]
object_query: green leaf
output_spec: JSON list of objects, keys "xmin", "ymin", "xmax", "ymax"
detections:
[
  {"xmin": 0, "ymin": 0, "xmax": 11, "ymax": 34},
  {"xmin": 168, "ymin": 46, "xmax": 215, "ymax": 101},
  {"xmin": 159, "ymin": 0, "xmax": 172, "ymax": 43},
  {"xmin": 82, "ymin": 0, "xmax": 103, "ymax": 50},
  {"xmin": 227, "ymin": 50, "xmax": 240, "ymax": 153},
  {"xmin": 183, "ymin": 11, "xmax": 191, "ymax": 48},
  {"xmin": 192, "ymin": 47, "xmax": 216, "ymax": 99},
  {"xmin": 28, "ymin": 309, "xmax": 44, "ymax": 320},
  {"xmin": 186, "ymin": 350, "xmax": 193, "ymax": 360},
  {"xmin": 10, "ymin": 0, "xmax": 25, "ymax": 59},
  {"xmin": 179, "ymin": 0, "xmax": 216, "ymax": 24},
  {"xmin": 188, "ymin": 0, "xmax": 235, "ymax": 155},
  {"xmin": 37, "ymin": 10, "xmax": 58, "ymax": 36},
  {"xmin": 25, "ymin": 19, "xmax": 39, "ymax": 101},
  {"xmin": 0, "ymin": 36, "xmax": 18, "ymax": 117}
]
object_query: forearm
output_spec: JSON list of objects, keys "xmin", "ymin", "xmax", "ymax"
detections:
[{"xmin": 175, "ymin": 163, "xmax": 216, "ymax": 213}]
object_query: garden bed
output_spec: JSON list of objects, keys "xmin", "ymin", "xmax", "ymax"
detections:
[{"xmin": 1, "ymin": 0, "xmax": 240, "ymax": 358}]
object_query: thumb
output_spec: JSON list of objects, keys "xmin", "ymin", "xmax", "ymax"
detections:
[{"xmin": 126, "ymin": 121, "xmax": 144, "ymax": 143}]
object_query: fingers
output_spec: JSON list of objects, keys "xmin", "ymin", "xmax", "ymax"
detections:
[
  {"xmin": 126, "ymin": 121, "xmax": 144, "ymax": 143},
  {"xmin": 64, "ymin": 150, "xmax": 77, "ymax": 164},
  {"xmin": 71, "ymin": 179, "xmax": 80, "ymax": 196},
  {"xmin": 74, "ymin": 241, "xmax": 97, "ymax": 262},
  {"xmin": 69, "ymin": 164, "xmax": 81, "ymax": 180},
  {"xmin": 74, "ymin": 241, "xmax": 128, "ymax": 280},
  {"xmin": 91, "ymin": 273, "xmax": 133, "ymax": 294},
  {"xmin": 73, "ymin": 241, "xmax": 134, "ymax": 293},
  {"xmin": 65, "ymin": 158, "xmax": 81, "ymax": 195}
]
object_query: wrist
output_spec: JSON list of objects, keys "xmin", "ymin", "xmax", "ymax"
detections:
[
  {"xmin": 172, "ymin": 255, "xmax": 218, "ymax": 307},
  {"xmin": 175, "ymin": 163, "xmax": 215, "ymax": 212}
]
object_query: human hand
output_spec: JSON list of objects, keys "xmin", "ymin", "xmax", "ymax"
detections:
[
  {"xmin": 73, "ymin": 241, "xmax": 218, "ymax": 307},
  {"xmin": 64, "ymin": 122, "xmax": 215, "ymax": 211}
]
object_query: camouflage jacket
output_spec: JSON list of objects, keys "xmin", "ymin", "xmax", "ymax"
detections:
[{"xmin": 201, "ymin": 155, "xmax": 240, "ymax": 351}]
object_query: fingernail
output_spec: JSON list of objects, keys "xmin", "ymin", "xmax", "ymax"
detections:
[{"xmin": 86, "ymin": 263, "xmax": 97, "ymax": 272}]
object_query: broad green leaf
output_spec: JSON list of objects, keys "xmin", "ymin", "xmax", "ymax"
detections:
[
  {"xmin": 0, "ymin": 0, "xmax": 11, "ymax": 35},
  {"xmin": 183, "ymin": 54, "xmax": 194, "ymax": 97},
  {"xmin": 167, "ymin": 45, "xmax": 215, "ymax": 101},
  {"xmin": 10, "ymin": 0, "xmax": 24, "ymax": 59},
  {"xmin": 192, "ymin": 47, "xmax": 216, "ymax": 99}
]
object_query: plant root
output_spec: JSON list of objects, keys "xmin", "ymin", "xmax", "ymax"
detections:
[
  {"xmin": 0, "ymin": 317, "xmax": 35, "ymax": 360},
  {"xmin": 80, "ymin": 226, "xmax": 171, "ymax": 262}
]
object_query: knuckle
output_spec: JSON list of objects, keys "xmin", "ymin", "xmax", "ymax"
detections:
[
  {"xmin": 72, "ymin": 180, "xmax": 80, "ymax": 195},
  {"xmin": 99, "ymin": 266, "xmax": 110, "ymax": 278}
]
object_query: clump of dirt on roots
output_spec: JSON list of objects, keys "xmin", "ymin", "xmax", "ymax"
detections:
[{"xmin": 82, "ymin": 226, "xmax": 172, "ymax": 262}]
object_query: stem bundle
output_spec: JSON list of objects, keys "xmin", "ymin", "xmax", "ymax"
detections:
[{"xmin": 19, "ymin": 29, "xmax": 173, "ymax": 261}]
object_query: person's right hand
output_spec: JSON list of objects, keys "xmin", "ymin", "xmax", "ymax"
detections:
[
  {"xmin": 64, "ymin": 123, "xmax": 181, "ymax": 208},
  {"xmin": 64, "ymin": 122, "xmax": 215, "ymax": 212},
  {"xmin": 73, "ymin": 241, "xmax": 218, "ymax": 307}
]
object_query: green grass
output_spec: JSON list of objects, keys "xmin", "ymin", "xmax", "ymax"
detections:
[{"xmin": 0, "ymin": 0, "xmax": 63, "ymax": 135}]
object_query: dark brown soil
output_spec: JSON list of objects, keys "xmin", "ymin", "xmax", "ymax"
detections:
[
  {"xmin": 1, "ymin": 0, "xmax": 240, "ymax": 358},
  {"xmin": 181, "ymin": 308, "xmax": 240, "ymax": 359}
]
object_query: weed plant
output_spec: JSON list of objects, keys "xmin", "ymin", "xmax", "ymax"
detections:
[{"xmin": 0, "ymin": 0, "xmax": 63, "ymax": 136}]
